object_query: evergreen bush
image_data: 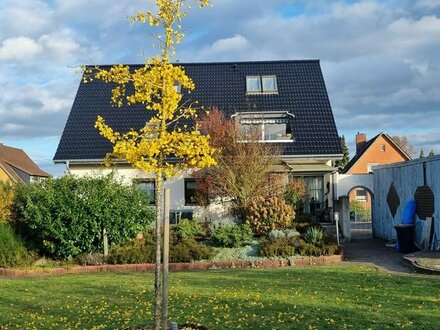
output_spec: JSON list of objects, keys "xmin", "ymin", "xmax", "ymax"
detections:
[
  {"xmin": 13, "ymin": 174, "xmax": 155, "ymax": 259},
  {"xmin": 0, "ymin": 223, "xmax": 34, "ymax": 268}
]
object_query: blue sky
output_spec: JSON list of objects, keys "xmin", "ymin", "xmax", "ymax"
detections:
[{"xmin": 1, "ymin": 0, "xmax": 440, "ymax": 176}]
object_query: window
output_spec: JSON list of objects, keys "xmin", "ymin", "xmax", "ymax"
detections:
[
  {"xmin": 356, "ymin": 189, "xmax": 368, "ymax": 201},
  {"xmin": 239, "ymin": 117, "xmax": 291, "ymax": 141},
  {"xmin": 262, "ymin": 76, "xmax": 277, "ymax": 93},
  {"xmin": 184, "ymin": 179, "xmax": 198, "ymax": 205},
  {"xmin": 135, "ymin": 180, "xmax": 155, "ymax": 204},
  {"xmin": 367, "ymin": 163, "xmax": 379, "ymax": 173},
  {"xmin": 246, "ymin": 76, "xmax": 261, "ymax": 93},
  {"xmin": 173, "ymin": 82, "xmax": 181, "ymax": 93},
  {"xmin": 380, "ymin": 144, "xmax": 386, "ymax": 152},
  {"xmin": 304, "ymin": 176, "xmax": 324, "ymax": 216},
  {"xmin": 246, "ymin": 75, "xmax": 278, "ymax": 94}
]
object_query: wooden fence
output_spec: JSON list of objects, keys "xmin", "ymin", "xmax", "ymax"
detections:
[{"xmin": 373, "ymin": 155, "xmax": 439, "ymax": 249}]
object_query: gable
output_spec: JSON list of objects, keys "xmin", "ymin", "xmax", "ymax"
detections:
[
  {"xmin": 54, "ymin": 60, "xmax": 342, "ymax": 161},
  {"xmin": 344, "ymin": 133, "xmax": 411, "ymax": 174},
  {"xmin": 0, "ymin": 144, "xmax": 50, "ymax": 182}
]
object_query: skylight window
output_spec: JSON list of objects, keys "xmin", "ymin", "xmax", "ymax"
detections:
[
  {"xmin": 246, "ymin": 76, "xmax": 261, "ymax": 93},
  {"xmin": 246, "ymin": 75, "xmax": 278, "ymax": 94}
]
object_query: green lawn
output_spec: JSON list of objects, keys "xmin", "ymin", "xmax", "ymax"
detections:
[{"xmin": 1, "ymin": 265, "xmax": 439, "ymax": 329}]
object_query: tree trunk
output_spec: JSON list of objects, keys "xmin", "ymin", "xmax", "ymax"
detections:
[
  {"xmin": 154, "ymin": 174, "xmax": 163, "ymax": 330},
  {"xmin": 161, "ymin": 188, "xmax": 170, "ymax": 329}
]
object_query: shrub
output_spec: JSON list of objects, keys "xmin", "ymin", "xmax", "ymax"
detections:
[
  {"xmin": 107, "ymin": 239, "xmax": 154, "ymax": 264},
  {"xmin": 170, "ymin": 239, "xmax": 215, "ymax": 262},
  {"xmin": 303, "ymin": 226, "xmax": 324, "ymax": 245},
  {"xmin": 211, "ymin": 240, "xmax": 260, "ymax": 262},
  {"xmin": 298, "ymin": 242, "xmax": 320, "ymax": 257},
  {"xmin": 208, "ymin": 217, "xmax": 237, "ymax": 233},
  {"xmin": 246, "ymin": 196, "xmax": 294, "ymax": 236},
  {"xmin": 350, "ymin": 201, "xmax": 370, "ymax": 222},
  {"xmin": 210, "ymin": 221, "xmax": 253, "ymax": 248},
  {"xmin": 76, "ymin": 253, "xmax": 106, "ymax": 266},
  {"xmin": 268, "ymin": 229, "xmax": 300, "ymax": 240},
  {"xmin": 294, "ymin": 222, "xmax": 322, "ymax": 235},
  {"xmin": 13, "ymin": 174, "xmax": 155, "ymax": 259},
  {"xmin": 293, "ymin": 213, "xmax": 312, "ymax": 223},
  {"xmin": 284, "ymin": 177, "xmax": 307, "ymax": 212},
  {"xmin": 0, "ymin": 181, "xmax": 14, "ymax": 223},
  {"xmin": 284, "ymin": 229, "xmax": 300, "ymax": 238},
  {"xmin": 0, "ymin": 223, "xmax": 34, "ymax": 268},
  {"xmin": 259, "ymin": 237, "xmax": 296, "ymax": 258},
  {"xmin": 299, "ymin": 242, "xmax": 339, "ymax": 257},
  {"xmin": 175, "ymin": 219, "xmax": 205, "ymax": 241},
  {"xmin": 108, "ymin": 232, "xmax": 215, "ymax": 264}
]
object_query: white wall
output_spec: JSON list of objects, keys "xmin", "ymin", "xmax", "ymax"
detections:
[
  {"xmin": 68, "ymin": 165, "xmax": 229, "ymax": 222},
  {"xmin": 334, "ymin": 173, "xmax": 374, "ymax": 198}
]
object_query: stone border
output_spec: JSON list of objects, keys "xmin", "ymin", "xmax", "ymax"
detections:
[
  {"xmin": 0, "ymin": 254, "xmax": 342, "ymax": 278},
  {"xmin": 403, "ymin": 255, "xmax": 440, "ymax": 275}
]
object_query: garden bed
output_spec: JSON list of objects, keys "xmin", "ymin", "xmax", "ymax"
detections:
[{"xmin": 0, "ymin": 253, "xmax": 342, "ymax": 278}]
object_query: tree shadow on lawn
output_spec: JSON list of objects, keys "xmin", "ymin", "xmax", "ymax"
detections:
[{"xmin": 1, "ymin": 268, "xmax": 439, "ymax": 329}]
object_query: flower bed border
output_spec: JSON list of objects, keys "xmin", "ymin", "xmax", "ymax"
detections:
[{"xmin": 0, "ymin": 253, "xmax": 343, "ymax": 278}]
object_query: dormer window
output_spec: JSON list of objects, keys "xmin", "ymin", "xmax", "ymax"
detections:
[
  {"xmin": 234, "ymin": 112, "xmax": 293, "ymax": 142},
  {"xmin": 173, "ymin": 82, "xmax": 181, "ymax": 93},
  {"xmin": 246, "ymin": 75, "xmax": 278, "ymax": 94},
  {"xmin": 246, "ymin": 76, "xmax": 261, "ymax": 93}
]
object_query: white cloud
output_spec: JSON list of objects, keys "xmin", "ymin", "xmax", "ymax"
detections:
[
  {"xmin": 39, "ymin": 32, "xmax": 81, "ymax": 60},
  {"xmin": 209, "ymin": 34, "xmax": 249, "ymax": 53},
  {"xmin": 0, "ymin": 0, "xmax": 54, "ymax": 37},
  {"xmin": 0, "ymin": 36, "xmax": 42, "ymax": 60}
]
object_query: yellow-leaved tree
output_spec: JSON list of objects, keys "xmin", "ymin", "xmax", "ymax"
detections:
[{"xmin": 84, "ymin": 1, "xmax": 215, "ymax": 329}]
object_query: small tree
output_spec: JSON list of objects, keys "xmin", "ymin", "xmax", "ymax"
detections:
[
  {"xmin": 195, "ymin": 108, "xmax": 281, "ymax": 218},
  {"xmin": 420, "ymin": 149, "xmax": 425, "ymax": 158},
  {"xmin": 335, "ymin": 135, "xmax": 349, "ymax": 173},
  {"xmin": 0, "ymin": 181, "xmax": 14, "ymax": 223},
  {"xmin": 84, "ymin": 1, "xmax": 215, "ymax": 329},
  {"xmin": 429, "ymin": 149, "xmax": 435, "ymax": 157},
  {"xmin": 284, "ymin": 177, "xmax": 308, "ymax": 213}
]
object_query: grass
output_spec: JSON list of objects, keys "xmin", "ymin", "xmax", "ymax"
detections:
[{"xmin": 0, "ymin": 265, "xmax": 439, "ymax": 329}]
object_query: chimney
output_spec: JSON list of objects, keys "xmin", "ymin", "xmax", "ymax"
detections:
[{"xmin": 356, "ymin": 132, "xmax": 367, "ymax": 154}]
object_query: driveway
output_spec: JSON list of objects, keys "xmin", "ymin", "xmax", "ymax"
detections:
[{"xmin": 343, "ymin": 239, "xmax": 417, "ymax": 274}]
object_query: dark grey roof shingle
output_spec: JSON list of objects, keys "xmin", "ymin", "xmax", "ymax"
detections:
[{"xmin": 54, "ymin": 60, "xmax": 342, "ymax": 161}]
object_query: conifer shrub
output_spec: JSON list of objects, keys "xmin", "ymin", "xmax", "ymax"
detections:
[{"xmin": 0, "ymin": 223, "xmax": 34, "ymax": 268}]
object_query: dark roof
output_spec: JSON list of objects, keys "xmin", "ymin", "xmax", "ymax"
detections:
[
  {"xmin": 342, "ymin": 132, "xmax": 412, "ymax": 173},
  {"xmin": 0, "ymin": 143, "xmax": 50, "ymax": 183},
  {"xmin": 54, "ymin": 60, "xmax": 342, "ymax": 161}
]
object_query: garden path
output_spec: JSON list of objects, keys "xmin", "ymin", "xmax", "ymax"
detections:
[{"xmin": 343, "ymin": 239, "xmax": 418, "ymax": 275}]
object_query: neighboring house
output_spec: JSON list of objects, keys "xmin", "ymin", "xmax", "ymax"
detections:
[
  {"xmin": 0, "ymin": 143, "xmax": 50, "ymax": 184},
  {"xmin": 342, "ymin": 132, "xmax": 412, "ymax": 212},
  {"xmin": 54, "ymin": 60, "xmax": 342, "ymax": 222}
]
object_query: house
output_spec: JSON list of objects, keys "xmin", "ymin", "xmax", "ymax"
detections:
[
  {"xmin": 0, "ymin": 143, "xmax": 50, "ymax": 183},
  {"xmin": 342, "ymin": 132, "xmax": 412, "ymax": 213},
  {"xmin": 54, "ymin": 60, "xmax": 342, "ymax": 222}
]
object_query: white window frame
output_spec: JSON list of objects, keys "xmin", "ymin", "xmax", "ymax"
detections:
[
  {"xmin": 261, "ymin": 75, "xmax": 278, "ymax": 93},
  {"xmin": 235, "ymin": 112, "xmax": 293, "ymax": 143},
  {"xmin": 246, "ymin": 76, "xmax": 262, "ymax": 94},
  {"xmin": 356, "ymin": 189, "xmax": 368, "ymax": 201},
  {"xmin": 246, "ymin": 75, "xmax": 278, "ymax": 94},
  {"xmin": 380, "ymin": 144, "xmax": 386, "ymax": 152}
]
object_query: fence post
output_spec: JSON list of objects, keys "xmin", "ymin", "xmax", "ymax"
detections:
[
  {"xmin": 340, "ymin": 196, "xmax": 351, "ymax": 243},
  {"xmin": 103, "ymin": 228, "xmax": 109, "ymax": 256}
]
